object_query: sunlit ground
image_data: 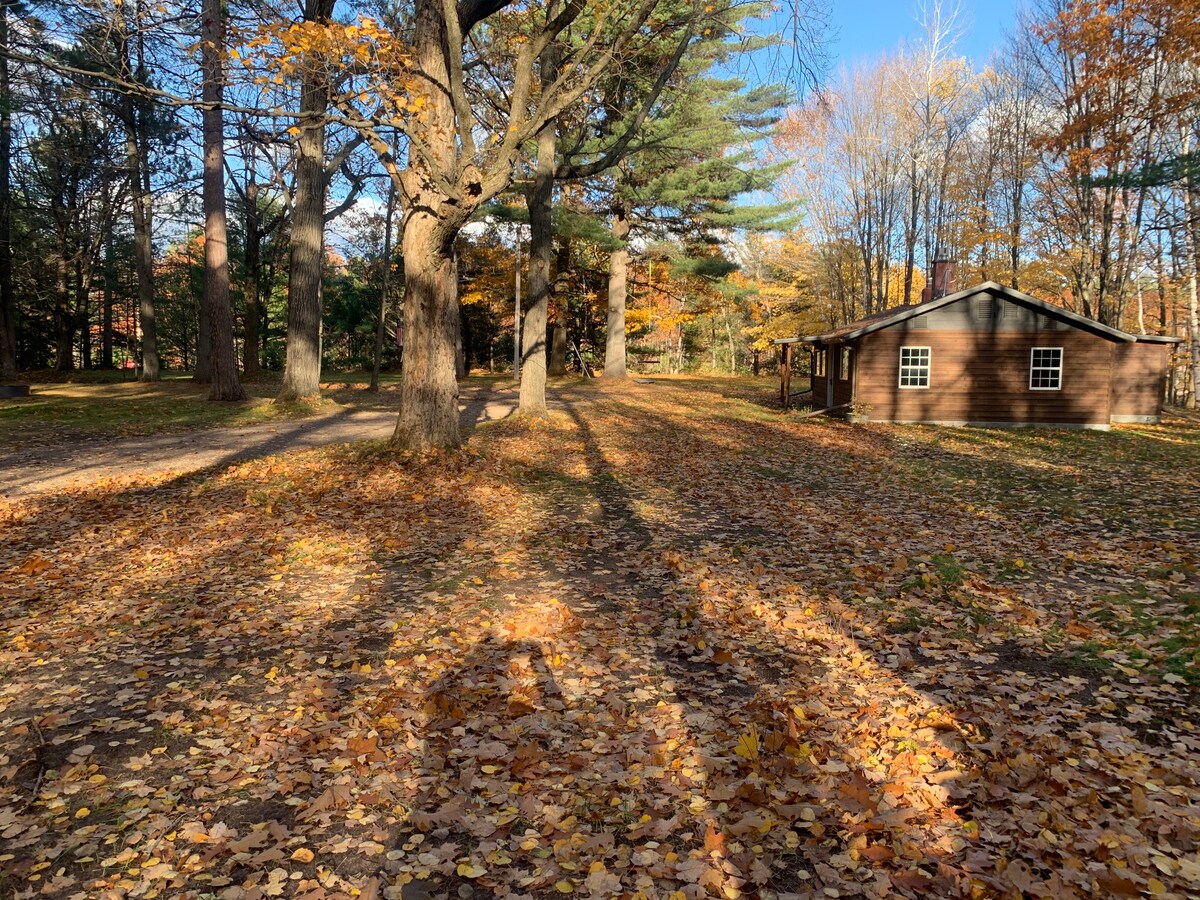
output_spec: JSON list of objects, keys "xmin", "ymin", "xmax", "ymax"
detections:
[{"xmin": 1, "ymin": 379, "xmax": 1197, "ymax": 899}]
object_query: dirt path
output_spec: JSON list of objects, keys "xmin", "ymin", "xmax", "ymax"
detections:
[{"xmin": 0, "ymin": 382, "xmax": 524, "ymax": 499}]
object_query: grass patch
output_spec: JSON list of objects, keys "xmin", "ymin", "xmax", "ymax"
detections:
[{"xmin": 0, "ymin": 380, "xmax": 325, "ymax": 445}]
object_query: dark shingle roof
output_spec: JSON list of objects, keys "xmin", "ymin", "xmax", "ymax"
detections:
[{"xmin": 773, "ymin": 282, "xmax": 1182, "ymax": 346}]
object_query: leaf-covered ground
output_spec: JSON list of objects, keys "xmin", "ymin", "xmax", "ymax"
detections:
[
  {"xmin": 1, "ymin": 379, "xmax": 1197, "ymax": 899},
  {"xmin": 0, "ymin": 374, "xmax": 417, "ymax": 451}
]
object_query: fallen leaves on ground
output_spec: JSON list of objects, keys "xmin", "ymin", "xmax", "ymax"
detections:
[{"xmin": 1, "ymin": 379, "xmax": 1197, "ymax": 899}]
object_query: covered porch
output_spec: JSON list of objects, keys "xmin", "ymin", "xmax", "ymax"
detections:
[{"xmin": 773, "ymin": 336, "xmax": 855, "ymax": 416}]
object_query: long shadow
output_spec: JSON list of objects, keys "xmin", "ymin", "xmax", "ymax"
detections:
[
  {"xmin": 0, "ymin": 406, "xmax": 376, "ymax": 498},
  {"xmin": 0, "ymin": 381, "xmax": 521, "ymax": 498},
  {"xmin": 533, "ymin": 389, "xmax": 1199, "ymax": 894},
  {"xmin": 0, "ymin": 381, "xmax": 1195, "ymax": 897}
]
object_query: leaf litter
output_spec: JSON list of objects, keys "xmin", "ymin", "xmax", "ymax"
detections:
[{"xmin": 0, "ymin": 380, "xmax": 1197, "ymax": 899}]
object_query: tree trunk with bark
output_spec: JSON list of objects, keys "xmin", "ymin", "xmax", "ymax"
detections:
[
  {"xmin": 0, "ymin": 0, "xmax": 16, "ymax": 380},
  {"xmin": 604, "ymin": 208, "xmax": 631, "ymax": 379},
  {"xmin": 194, "ymin": 290, "xmax": 212, "ymax": 380},
  {"xmin": 278, "ymin": 0, "xmax": 335, "ymax": 402},
  {"xmin": 391, "ymin": 0, "xmax": 464, "ymax": 450},
  {"xmin": 517, "ymin": 42, "xmax": 559, "ymax": 414},
  {"xmin": 548, "ymin": 324, "xmax": 567, "ymax": 376},
  {"xmin": 77, "ymin": 258, "xmax": 91, "ymax": 367},
  {"xmin": 115, "ymin": 2, "xmax": 159, "ymax": 382},
  {"xmin": 1186, "ymin": 196, "xmax": 1200, "ymax": 410},
  {"xmin": 126, "ymin": 124, "xmax": 158, "ymax": 380},
  {"xmin": 242, "ymin": 177, "xmax": 262, "ymax": 376},
  {"xmin": 201, "ymin": 0, "xmax": 245, "ymax": 401},
  {"xmin": 53, "ymin": 245, "xmax": 73, "ymax": 371},
  {"xmin": 370, "ymin": 178, "xmax": 396, "ymax": 391},
  {"xmin": 101, "ymin": 234, "xmax": 115, "ymax": 368},
  {"xmin": 393, "ymin": 217, "xmax": 461, "ymax": 448}
]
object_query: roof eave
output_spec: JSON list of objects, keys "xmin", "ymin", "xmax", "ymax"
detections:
[{"xmin": 799, "ymin": 281, "xmax": 1160, "ymax": 345}]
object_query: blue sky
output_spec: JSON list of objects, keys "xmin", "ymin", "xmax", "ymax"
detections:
[{"xmin": 821, "ymin": 0, "xmax": 1023, "ymax": 70}]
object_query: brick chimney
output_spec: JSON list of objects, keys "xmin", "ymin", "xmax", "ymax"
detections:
[{"xmin": 930, "ymin": 259, "xmax": 958, "ymax": 299}]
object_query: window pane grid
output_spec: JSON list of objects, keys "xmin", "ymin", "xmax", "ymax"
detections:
[
  {"xmin": 899, "ymin": 347, "xmax": 930, "ymax": 388},
  {"xmin": 1030, "ymin": 347, "xmax": 1062, "ymax": 390}
]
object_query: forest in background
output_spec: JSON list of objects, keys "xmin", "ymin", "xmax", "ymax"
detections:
[
  {"xmin": 0, "ymin": 0, "xmax": 1198, "ymax": 420},
  {"xmin": 758, "ymin": 0, "xmax": 1200, "ymax": 409}
]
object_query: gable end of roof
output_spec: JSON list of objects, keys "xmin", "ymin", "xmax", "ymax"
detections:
[{"xmin": 807, "ymin": 282, "xmax": 1140, "ymax": 344}]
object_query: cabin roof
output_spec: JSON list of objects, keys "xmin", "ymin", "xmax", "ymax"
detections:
[{"xmin": 773, "ymin": 282, "xmax": 1183, "ymax": 346}]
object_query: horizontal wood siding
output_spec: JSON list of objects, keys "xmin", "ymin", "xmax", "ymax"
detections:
[
  {"xmin": 812, "ymin": 373, "xmax": 829, "ymax": 406},
  {"xmin": 853, "ymin": 329, "xmax": 1114, "ymax": 425},
  {"xmin": 1111, "ymin": 343, "xmax": 1168, "ymax": 420}
]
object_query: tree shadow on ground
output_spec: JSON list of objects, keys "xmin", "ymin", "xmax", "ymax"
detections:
[{"xmin": 0, "ymin": 380, "xmax": 1195, "ymax": 898}]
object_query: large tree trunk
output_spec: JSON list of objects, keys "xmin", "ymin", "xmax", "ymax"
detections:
[
  {"xmin": 278, "ymin": 0, "xmax": 335, "ymax": 402},
  {"xmin": 201, "ymin": 0, "xmax": 245, "ymax": 402},
  {"xmin": 0, "ymin": 0, "xmax": 16, "ymax": 381},
  {"xmin": 604, "ymin": 208, "xmax": 631, "ymax": 379},
  {"xmin": 391, "ymin": 0, "xmax": 463, "ymax": 450},
  {"xmin": 393, "ymin": 217, "xmax": 460, "ymax": 448},
  {"xmin": 517, "ymin": 43, "xmax": 558, "ymax": 414}
]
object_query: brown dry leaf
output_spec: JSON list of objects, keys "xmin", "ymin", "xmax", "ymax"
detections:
[{"xmin": 1, "ymin": 380, "xmax": 1196, "ymax": 900}]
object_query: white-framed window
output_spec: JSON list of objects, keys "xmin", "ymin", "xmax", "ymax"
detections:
[
  {"xmin": 898, "ymin": 346, "xmax": 931, "ymax": 389},
  {"xmin": 839, "ymin": 347, "xmax": 852, "ymax": 381},
  {"xmin": 813, "ymin": 349, "xmax": 826, "ymax": 377},
  {"xmin": 1030, "ymin": 347, "xmax": 1063, "ymax": 390}
]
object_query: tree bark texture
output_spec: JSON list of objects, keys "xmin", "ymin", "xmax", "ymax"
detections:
[
  {"xmin": 201, "ymin": 0, "xmax": 245, "ymax": 401},
  {"xmin": 548, "ymin": 324, "xmax": 567, "ymax": 376},
  {"xmin": 518, "ymin": 43, "xmax": 559, "ymax": 413},
  {"xmin": 604, "ymin": 208, "xmax": 631, "ymax": 379},
  {"xmin": 0, "ymin": 0, "xmax": 16, "ymax": 380},
  {"xmin": 278, "ymin": 0, "xmax": 335, "ymax": 401},
  {"xmin": 393, "ymin": 217, "xmax": 460, "ymax": 448},
  {"xmin": 391, "ymin": 0, "xmax": 462, "ymax": 450}
]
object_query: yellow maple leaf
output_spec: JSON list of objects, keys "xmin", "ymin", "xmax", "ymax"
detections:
[{"xmin": 734, "ymin": 725, "xmax": 760, "ymax": 761}]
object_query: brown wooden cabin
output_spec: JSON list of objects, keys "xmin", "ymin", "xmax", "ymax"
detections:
[{"xmin": 777, "ymin": 281, "xmax": 1180, "ymax": 429}]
